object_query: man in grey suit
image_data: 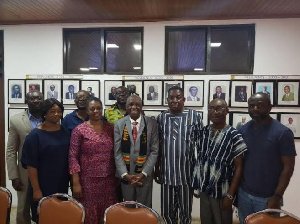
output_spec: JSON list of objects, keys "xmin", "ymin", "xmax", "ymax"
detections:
[
  {"xmin": 6, "ymin": 90, "xmax": 43, "ymax": 224},
  {"xmin": 114, "ymin": 95, "xmax": 159, "ymax": 207},
  {"xmin": 47, "ymin": 85, "xmax": 58, "ymax": 99}
]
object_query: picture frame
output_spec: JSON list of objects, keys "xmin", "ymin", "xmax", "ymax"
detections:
[
  {"xmin": 279, "ymin": 113, "xmax": 300, "ymax": 139},
  {"xmin": 43, "ymin": 80, "xmax": 62, "ymax": 101},
  {"xmin": 163, "ymin": 80, "xmax": 183, "ymax": 106},
  {"xmin": 229, "ymin": 112, "xmax": 251, "ymax": 130},
  {"xmin": 62, "ymin": 80, "xmax": 80, "ymax": 105},
  {"xmin": 81, "ymin": 80, "xmax": 100, "ymax": 98},
  {"xmin": 254, "ymin": 80, "xmax": 275, "ymax": 105},
  {"xmin": 144, "ymin": 110, "xmax": 162, "ymax": 120},
  {"xmin": 230, "ymin": 80, "xmax": 253, "ymax": 107},
  {"xmin": 8, "ymin": 79, "xmax": 26, "ymax": 104},
  {"xmin": 209, "ymin": 80, "xmax": 230, "ymax": 104},
  {"xmin": 8, "ymin": 108, "xmax": 26, "ymax": 131},
  {"xmin": 124, "ymin": 81, "xmax": 143, "ymax": 97},
  {"xmin": 276, "ymin": 80, "xmax": 299, "ymax": 106},
  {"xmin": 197, "ymin": 110, "xmax": 204, "ymax": 125},
  {"xmin": 25, "ymin": 80, "xmax": 43, "ymax": 93},
  {"xmin": 104, "ymin": 80, "xmax": 122, "ymax": 106},
  {"xmin": 184, "ymin": 80, "xmax": 204, "ymax": 107},
  {"xmin": 143, "ymin": 81, "xmax": 163, "ymax": 106}
]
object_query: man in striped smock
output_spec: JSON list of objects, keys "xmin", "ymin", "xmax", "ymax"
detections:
[
  {"xmin": 155, "ymin": 86, "xmax": 202, "ymax": 224},
  {"xmin": 193, "ymin": 98, "xmax": 247, "ymax": 224}
]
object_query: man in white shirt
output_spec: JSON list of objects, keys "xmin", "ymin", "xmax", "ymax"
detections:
[
  {"xmin": 47, "ymin": 85, "xmax": 58, "ymax": 99},
  {"xmin": 285, "ymin": 117, "xmax": 296, "ymax": 134}
]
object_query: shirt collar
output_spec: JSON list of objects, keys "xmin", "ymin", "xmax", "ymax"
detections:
[
  {"xmin": 130, "ymin": 115, "xmax": 141, "ymax": 124},
  {"xmin": 27, "ymin": 110, "xmax": 41, "ymax": 121}
]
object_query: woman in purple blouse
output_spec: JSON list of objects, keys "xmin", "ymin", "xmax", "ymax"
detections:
[{"xmin": 69, "ymin": 97, "xmax": 117, "ymax": 224}]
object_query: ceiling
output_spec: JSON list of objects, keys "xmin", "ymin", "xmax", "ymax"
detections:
[{"xmin": 0, "ymin": 0, "xmax": 300, "ymax": 25}]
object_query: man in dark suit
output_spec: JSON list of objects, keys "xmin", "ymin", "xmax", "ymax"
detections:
[
  {"xmin": 114, "ymin": 95, "xmax": 159, "ymax": 207},
  {"xmin": 65, "ymin": 84, "xmax": 76, "ymax": 99},
  {"xmin": 147, "ymin": 86, "xmax": 158, "ymax": 100},
  {"xmin": 213, "ymin": 86, "xmax": 226, "ymax": 100},
  {"xmin": 235, "ymin": 87, "xmax": 247, "ymax": 102},
  {"xmin": 109, "ymin": 86, "xmax": 116, "ymax": 100},
  {"xmin": 11, "ymin": 84, "xmax": 22, "ymax": 98}
]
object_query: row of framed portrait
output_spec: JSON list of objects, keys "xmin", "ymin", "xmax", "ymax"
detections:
[
  {"xmin": 8, "ymin": 107, "xmax": 300, "ymax": 139},
  {"xmin": 8, "ymin": 79, "xmax": 300, "ymax": 107}
]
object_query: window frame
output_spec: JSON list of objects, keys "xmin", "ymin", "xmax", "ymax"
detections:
[{"xmin": 165, "ymin": 24, "xmax": 255, "ymax": 75}]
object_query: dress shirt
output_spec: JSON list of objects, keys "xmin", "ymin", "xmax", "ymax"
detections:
[{"xmin": 27, "ymin": 110, "xmax": 42, "ymax": 129}]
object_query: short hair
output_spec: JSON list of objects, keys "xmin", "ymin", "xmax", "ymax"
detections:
[
  {"xmin": 12, "ymin": 84, "xmax": 20, "ymax": 89},
  {"xmin": 216, "ymin": 86, "xmax": 222, "ymax": 89},
  {"xmin": 168, "ymin": 85, "xmax": 184, "ymax": 95},
  {"xmin": 189, "ymin": 86, "xmax": 198, "ymax": 92},
  {"xmin": 284, "ymin": 85, "xmax": 290, "ymax": 89},
  {"xmin": 41, "ymin": 98, "xmax": 64, "ymax": 122},
  {"xmin": 86, "ymin": 96, "xmax": 103, "ymax": 108},
  {"xmin": 68, "ymin": 85, "xmax": 74, "ymax": 90}
]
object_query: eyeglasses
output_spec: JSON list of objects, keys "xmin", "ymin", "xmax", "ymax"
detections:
[{"xmin": 208, "ymin": 107, "xmax": 226, "ymax": 113}]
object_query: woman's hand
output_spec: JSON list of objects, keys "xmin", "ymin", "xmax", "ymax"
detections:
[
  {"xmin": 72, "ymin": 182, "xmax": 83, "ymax": 199},
  {"xmin": 33, "ymin": 189, "xmax": 43, "ymax": 202}
]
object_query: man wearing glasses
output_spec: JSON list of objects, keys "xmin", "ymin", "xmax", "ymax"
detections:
[{"xmin": 193, "ymin": 98, "xmax": 247, "ymax": 224}]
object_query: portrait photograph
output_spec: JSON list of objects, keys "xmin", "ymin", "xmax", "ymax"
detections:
[
  {"xmin": 62, "ymin": 80, "xmax": 80, "ymax": 105},
  {"xmin": 209, "ymin": 80, "xmax": 230, "ymax": 104},
  {"xmin": 279, "ymin": 113, "xmax": 300, "ymax": 138},
  {"xmin": 43, "ymin": 80, "xmax": 61, "ymax": 101},
  {"xmin": 230, "ymin": 80, "xmax": 253, "ymax": 107},
  {"xmin": 184, "ymin": 80, "xmax": 204, "ymax": 107},
  {"xmin": 81, "ymin": 80, "xmax": 100, "ymax": 98},
  {"xmin": 26, "ymin": 80, "xmax": 43, "ymax": 93},
  {"xmin": 8, "ymin": 108, "xmax": 26, "ymax": 131},
  {"xmin": 254, "ymin": 81, "xmax": 275, "ymax": 105},
  {"xmin": 229, "ymin": 112, "xmax": 251, "ymax": 130},
  {"xmin": 104, "ymin": 80, "xmax": 122, "ymax": 105},
  {"xmin": 124, "ymin": 81, "xmax": 142, "ymax": 97},
  {"xmin": 277, "ymin": 81, "xmax": 299, "ymax": 106},
  {"xmin": 163, "ymin": 80, "xmax": 183, "ymax": 106},
  {"xmin": 144, "ymin": 110, "xmax": 162, "ymax": 120},
  {"xmin": 143, "ymin": 81, "xmax": 163, "ymax": 106},
  {"xmin": 8, "ymin": 79, "xmax": 25, "ymax": 104}
]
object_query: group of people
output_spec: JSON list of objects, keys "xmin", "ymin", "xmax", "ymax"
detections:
[{"xmin": 6, "ymin": 85, "xmax": 296, "ymax": 224}]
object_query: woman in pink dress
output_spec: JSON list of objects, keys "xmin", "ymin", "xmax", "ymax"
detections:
[{"xmin": 69, "ymin": 97, "xmax": 117, "ymax": 224}]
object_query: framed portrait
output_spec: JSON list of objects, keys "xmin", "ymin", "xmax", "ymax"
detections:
[
  {"xmin": 104, "ymin": 80, "xmax": 122, "ymax": 105},
  {"xmin": 8, "ymin": 108, "xmax": 26, "ymax": 130},
  {"xmin": 8, "ymin": 79, "xmax": 25, "ymax": 104},
  {"xmin": 124, "ymin": 81, "xmax": 143, "ymax": 97},
  {"xmin": 184, "ymin": 80, "xmax": 204, "ymax": 107},
  {"xmin": 26, "ymin": 80, "xmax": 43, "ymax": 94},
  {"xmin": 43, "ymin": 80, "xmax": 62, "ymax": 101},
  {"xmin": 143, "ymin": 81, "xmax": 163, "ymax": 106},
  {"xmin": 144, "ymin": 110, "xmax": 162, "ymax": 120},
  {"xmin": 62, "ymin": 80, "xmax": 80, "ymax": 105},
  {"xmin": 230, "ymin": 80, "xmax": 253, "ymax": 107},
  {"xmin": 279, "ymin": 113, "xmax": 300, "ymax": 138},
  {"xmin": 209, "ymin": 80, "xmax": 230, "ymax": 104},
  {"xmin": 229, "ymin": 112, "xmax": 251, "ymax": 130},
  {"xmin": 277, "ymin": 80, "xmax": 299, "ymax": 106},
  {"xmin": 254, "ymin": 80, "xmax": 275, "ymax": 105},
  {"xmin": 81, "ymin": 80, "xmax": 100, "ymax": 98},
  {"xmin": 163, "ymin": 80, "xmax": 183, "ymax": 106}
]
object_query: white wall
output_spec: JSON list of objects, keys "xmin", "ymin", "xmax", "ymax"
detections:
[{"xmin": 1, "ymin": 18, "xmax": 300, "ymax": 219}]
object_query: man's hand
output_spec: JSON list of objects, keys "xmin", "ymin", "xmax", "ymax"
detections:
[
  {"xmin": 131, "ymin": 173, "xmax": 145, "ymax": 187},
  {"xmin": 221, "ymin": 197, "xmax": 233, "ymax": 210},
  {"xmin": 33, "ymin": 189, "xmax": 43, "ymax": 202},
  {"xmin": 12, "ymin": 178, "xmax": 24, "ymax": 191},
  {"xmin": 154, "ymin": 167, "xmax": 161, "ymax": 184},
  {"xmin": 266, "ymin": 196, "xmax": 281, "ymax": 209}
]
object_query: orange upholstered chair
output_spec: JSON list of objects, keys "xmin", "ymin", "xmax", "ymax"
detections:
[
  {"xmin": 0, "ymin": 187, "xmax": 12, "ymax": 224},
  {"xmin": 104, "ymin": 201, "xmax": 161, "ymax": 224},
  {"xmin": 245, "ymin": 209, "xmax": 300, "ymax": 224},
  {"xmin": 38, "ymin": 193, "xmax": 85, "ymax": 224}
]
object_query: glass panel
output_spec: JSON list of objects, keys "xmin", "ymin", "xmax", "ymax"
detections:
[
  {"xmin": 167, "ymin": 29, "xmax": 206, "ymax": 73},
  {"xmin": 65, "ymin": 31, "xmax": 101, "ymax": 73},
  {"xmin": 105, "ymin": 31, "xmax": 142, "ymax": 73},
  {"xmin": 210, "ymin": 28, "xmax": 251, "ymax": 72}
]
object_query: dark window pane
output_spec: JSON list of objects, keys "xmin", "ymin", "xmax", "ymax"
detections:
[
  {"xmin": 105, "ymin": 31, "xmax": 142, "ymax": 73},
  {"xmin": 65, "ymin": 31, "xmax": 101, "ymax": 73},
  {"xmin": 210, "ymin": 28, "xmax": 252, "ymax": 72},
  {"xmin": 167, "ymin": 29, "xmax": 206, "ymax": 73}
]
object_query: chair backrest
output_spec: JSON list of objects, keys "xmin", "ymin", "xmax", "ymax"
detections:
[
  {"xmin": 104, "ymin": 201, "xmax": 160, "ymax": 224},
  {"xmin": 38, "ymin": 193, "xmax": 85, "ymax": 224},
  {"xmin": 0, "ymin": 187, "xmax": 12, "ymax": 224},
  {"xmin": 245, "ymin": 209, "xmax": 300, "ymax": 224}
]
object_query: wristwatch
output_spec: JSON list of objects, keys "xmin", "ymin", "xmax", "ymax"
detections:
[{"xmin": 225, "ymin": 193, "xmax": 234, "ymax": 200}]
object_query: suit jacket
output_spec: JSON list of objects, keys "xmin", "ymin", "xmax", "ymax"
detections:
[
  {"xmin": 109, "ymin": 92, "xmax": 116, "ymax": 100},
  {"xmin": 11, "ymin": 93, "xmax": 22, "ymax": 98},
  {"xmin": 235, "ymin": 92, "xmax": 247, "ymax": 102},
  {"xmin": 213, "ymin": 92, "xmax": 226, "ymax": 100},
  {"xmin": 282, "ymin": 92, "xmax": 294, "ymax": 101},
  {"xmin": 65, "ymin": 92, "xmax": 76, "ymax": 99},
  {"xmin": 147, "ymin": 92, "xmax": 158, "ymax": 100},
  {"xmin": 47, "ymin": 90, "xmax": 58, "ymax": 99},
  {"xmin": 114, "ymin": 115, "xmax": 159, "ymax": 180},
  {"xmin": 6, "ymin": 111, "xmax": 32, "ymax": 181}
]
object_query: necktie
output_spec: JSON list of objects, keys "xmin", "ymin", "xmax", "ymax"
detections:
[{"xmin": 132, "ymin": 121, "xmax": 138, "ymax": 143}]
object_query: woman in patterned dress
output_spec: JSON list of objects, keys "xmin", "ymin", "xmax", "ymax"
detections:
[{"xmin": 69, "ymin": 97, "xmax": 117, "ymax": 224}]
